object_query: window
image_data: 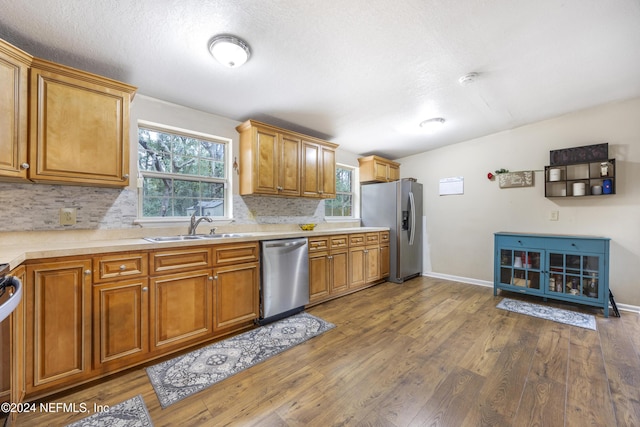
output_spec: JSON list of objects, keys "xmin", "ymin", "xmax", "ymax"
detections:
[
  {"xmin": 137, "ymin": 122, "xmax": 230, "ymax": 218},
  {"xmin": 325, "ymin": 165, "xmax": 355, "ymax": 218}
]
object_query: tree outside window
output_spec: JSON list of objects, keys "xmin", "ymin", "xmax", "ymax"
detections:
[
  {"xmin": 138, "ymin": 124, "xmax": 229, "ymax": 218},
  {"xmin": 325, "ymin": 166, "xmax": 353, "ymax": 217}
]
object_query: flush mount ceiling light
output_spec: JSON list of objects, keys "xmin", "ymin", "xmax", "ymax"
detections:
[
  {"xmin": 419, "ymin": 117, "xmax": 446, "ymax": 132},
  {"xmin": 208, "ymin": 35, "xmax": 251, "ymax": 68},
  {"xmin": 458, "ymin": 72, "xmax": 480, "ymax": 86}
]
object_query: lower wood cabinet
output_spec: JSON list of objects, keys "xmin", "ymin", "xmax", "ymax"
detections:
[
  {"xmin": 309, "ymin": 232, "xmax": 388, "ymax": 306},
  {"xmin": 93, "ymin": 278, "xmax": 149, "ymax": 370},
  {"xmin": 25, "ymin": 259, "xmax": 93, "ymax": 396},
  {"xmin": 149, "ymin": 269, "xmax": 215, "ymax": 352},
  {"xmin": 213, "ymin": 262, "xmax": 259, "ymax": 330}
]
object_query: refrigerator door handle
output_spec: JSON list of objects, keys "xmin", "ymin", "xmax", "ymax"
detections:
[{"xmin": 408, "ymin": 190, "xmax": 416, "ymax": 245}]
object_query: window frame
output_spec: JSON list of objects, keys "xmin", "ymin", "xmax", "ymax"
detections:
[
  {"xmin": 135, "ymin": 120, "xmax": 232, "ymax": 222},
  {"xmin": 325, "ymin": 163, "xmax": 358, "ymax": 220}
]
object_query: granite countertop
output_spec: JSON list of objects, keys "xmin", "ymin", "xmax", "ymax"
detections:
[{"xmin": 0, "ymin": 226, "xmax": 389, "ymax": 270}]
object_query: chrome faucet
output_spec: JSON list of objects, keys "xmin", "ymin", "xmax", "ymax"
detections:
[{"xmin": 188, "ymin": 211, "xmax": 213, "ymax": 235}]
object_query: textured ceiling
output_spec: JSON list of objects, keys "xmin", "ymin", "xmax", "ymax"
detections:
[{"xmin": 1, "ymin": 0, "xmax": 639, "ymax": 159}]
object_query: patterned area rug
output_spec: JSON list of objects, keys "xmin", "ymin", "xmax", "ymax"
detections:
[
  {"xmin": 146, "ymin": 312, "xmax": 335, "ymax": 408},
  {"xmin": 497, "ymin": 298, "xmax": 597, "ymax": 330},
  {"xmin": 65, "ymin": 395, "xmax": 153, "ymax": 427}
]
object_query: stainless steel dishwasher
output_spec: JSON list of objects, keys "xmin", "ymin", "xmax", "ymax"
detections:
[{"xmin": 259, "ymin": 237, "xmax": 309, "ymax": 324}]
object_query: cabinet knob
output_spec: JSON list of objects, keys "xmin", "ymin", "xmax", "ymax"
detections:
[
  {"xmin": 209, "ymin": 276, "xmax": 217, "ymax": 280},
  {"xmin": 142, "ymin": 287, "xmax": 148, "ymax": 292},
  {"xmin": 122, "ymin": 174, "xmax": 129, "ymax": 180},
  {"xmin": 21, "ymin": 162, "xmax": 30, "ymax": 169},
  {"xmin": 119, "ymin": 264, "xmax": 126, "ymax": 271},
  {"xmin": 277, "ymin": 186, "xmax": 283, "ymax": 191},
  {"xmin": 84, "ymin": 269, "xmax": 91, "ymax": 275},
  {"xmin": 327, "ymin": 255, "xmax": 333, "ymax": 260},
  {"xmin": 318, "ymin": 190, "xmax": 324, "ymax": 194}
]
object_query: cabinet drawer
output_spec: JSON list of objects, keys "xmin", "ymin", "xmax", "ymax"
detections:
[
  {"xmin": 150, "ymin": 247, "xmax": 212, "ymax": 274},
  {"xmin": 365, "ymin": 232, "xmax": 379, "ymax": 245},
  {"xmin": 309, "ymin": 237, "xmax": 329, "ymax": 252},
  {"xmin": 329, "ymin": 235, "xmax": 348, "ymax": 249},
  {"xmin": 93, "ymin": 252, "xmax": 148, "ymax": 283},
  {"xmin": 213, "ymin": 242, "xmax": 260, "ymax": 266},
  {"xmin": 349, "ymin": 234, "xmax": 365, "ymax": 247},
  {"xmin": 497, "ymin": 235, "xmax": 605, "ymax": 254},
  {"xmin": 380, "ymin": 231, "xmax": 390, "ymax": 244}
]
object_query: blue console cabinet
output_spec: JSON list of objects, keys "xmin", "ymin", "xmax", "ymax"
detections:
[{"xmin": 494, "ymin": 232, "xmax": 610, "ymax": 317}]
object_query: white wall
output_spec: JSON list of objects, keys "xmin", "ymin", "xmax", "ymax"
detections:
[{"xmin": 399, "ymin": 97, "xmax": 640, "ymax": 307}]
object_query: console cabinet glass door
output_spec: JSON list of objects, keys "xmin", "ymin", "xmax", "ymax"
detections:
[
  {"xmin": 547, "ymin": 252, "xmax": 603, "ymax": 302},
  {"xmin": 499, "ymin": 248, "xmax": 543, "ymax": 294}
]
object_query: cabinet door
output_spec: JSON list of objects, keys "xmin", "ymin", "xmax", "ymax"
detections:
[
  {"xmin": 373, "ymin": 159, "xmax": 390, "ymax": 181},
  {"xmin": 301, "ymin": 140, "xmax": 321, "ymax": 197},
  {"xmin": 320, "ymin": 145, "xmax": 336, "ymax": 198},
  {"xmin": 349, "ymin": 247, "xmax": 366, "ymax": 289},
  {"xmin": 365, "ymin": 246, "xmax": 380, "ymax": 283},
  {"xmin": 149, "ymin": 270, "xmax": 213, "ymax": 351},
  {"xmin": 251, "ymin": 126, "xmax": 279, "ymax": 195},
  {"xmin": 25, "ymin": 259, "xmax": 93, "ymax": 395},
  {"xmin": 309, "ymin": 252, "xmax": 330, "ymax": 304},
  {"xmin": 330, "ymin": 249, "xmax": 349, "ymax": 294},
  {"xmin": 279, "ymin": 133, "xmax": 301, "ymax": 196},
  {"xmin": 388, "ymin": 165, "xmax": 400, "ymax": 181},
  {"xmin": 213, "ymin": 262, "xmax": 259, "ymax": 330},
  {"xmin": 547, "ymin": 252, "xmax": 605, "ymax": 302},
  {"xmin": 497, "ymin": 248, "xmax": 544, "ymax": 295},
  {"xmin": 93, "ymin": 279, "xmax": 149, "ymax": 369},
  {"xmin": 0, "ymin": 40, "xmax": 30, "ymax": 181},
  {"xmin": 380, "ymin": 244, "xmax": 390, "ymax": 278},
  {"xmin": 29, "ymin": 62, "xmax": 133, "ymax": 187}
]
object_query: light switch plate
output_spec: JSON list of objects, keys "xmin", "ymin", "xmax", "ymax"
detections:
[{"xmin": 60, "ymin": 208, "xmax": 77, "ymax": 225}]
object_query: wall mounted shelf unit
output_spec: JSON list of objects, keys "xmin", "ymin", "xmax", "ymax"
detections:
[{"xmin": 545, "ymin": 158, "xmax": 615, "ymax": 197}]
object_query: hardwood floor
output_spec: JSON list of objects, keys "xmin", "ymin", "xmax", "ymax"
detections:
[{"xmin": 14, "ymin": 277, "xmax": 640, "ymax": 426}]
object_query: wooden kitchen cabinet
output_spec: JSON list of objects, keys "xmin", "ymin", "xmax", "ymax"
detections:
[
  {"xmin": 213, "ymin": 262, "xmax": 259, "ymax": 330},
  {"xmin": 236, "ymin": 119, "xmax": 338, "ymax": 198},
  {"xmin": 380, "ymin": 231, "xmax": 390, "ymax": 278},
  {"xmin": 93, "ymin": 278, "xmax": 149, "ymax": 369},
  {"xmin": 301, "ymin": 139, "xmax": 337, "ymax": 199},
  {"xmin": 28, "ymin": 58, "xmax": 136, "ymax": 187},
  {"xmin": 25, "ymin": 258, "xmax": 93, "ymax": 396},
  {"xmin": 93, "ymin": 252, "xmax": 148, "ymax": 283},
  {"xmin": 358, "ymin": 155, "xmax": 400, "ymax": 183},
  {"xmin": 149, "ymin": 269, "xmax": 214, "ymax": 352},
  {"xmin": 349, "ymin": 232, "xmax": 382, "ymax": 289},
  {"xmin": 308, "ymin": 235, "xmax": 349, "ymax": 304},
  {"xmin": 0, "ymin": 39, "xmax": 31, "ymax": 181}
]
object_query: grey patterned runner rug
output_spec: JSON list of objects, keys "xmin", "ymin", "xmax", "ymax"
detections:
[
  {"xmin": 146, "ymin": 312, "xmax": 335, "ymax": 408},
  {"xmin": 497, "ymin": 298, "xmax": 597, "ymax": 330},
  {"xmin": 65, "ymin": 394, "xmax": 153, "ymax": 427}
]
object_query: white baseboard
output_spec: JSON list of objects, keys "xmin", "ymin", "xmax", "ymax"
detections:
[{"xmin": 421, "ymin": 272, "xmax": 640, "ymax": 314}]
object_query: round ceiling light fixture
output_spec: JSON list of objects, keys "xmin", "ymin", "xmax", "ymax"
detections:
[
  {"xmin": 208, "ymin": 35, "xmax": 251, "ymax": 68},
  {"xmin": 458, "ymin": 72, "xmax": 479, "ymax": 86},
  {"xmin": 419, "ymin": 117, "xmax": 446, "ymax": 132}
]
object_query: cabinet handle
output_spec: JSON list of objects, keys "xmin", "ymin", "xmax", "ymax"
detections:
[
  {"xmin": 84, "ymin": 269, "xmax": 91, "ymax": 275},
  {"xmin": 21, "ymin": 162, "xmax": 30, "ymax": 169},
  {"xmin": 327, "ymin": 255, "xmax": 333, "ymax": 259},
  {"xmin": 277, "ymin": 186, "xmax": 283, "ymax": 191},
  {"xmin": 122, "ymin": 174, "xmax": 129, "ymax": 180},
  {"xmin": 209, "ymin": 276, "xmax": 217, "ymax": 280},
  {"xmin": 119, "ymin": 264, "xmax": 126, "ymax": 271},
  {"xmin": 142, "ymin": 287, "xmax": 148, "ymax": 292}
]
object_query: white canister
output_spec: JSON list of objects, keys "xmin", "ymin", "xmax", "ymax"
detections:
[
  {"xmin": 591, "ymin": 185, "xmax": 602, "ymax": 195},
  {"xmin": 549, "ymin": 168, "xmax": 561, "ymax": 182},
  {"xmin": 573, "ymin": 182, "xmax": 586, "ymax": 196}
]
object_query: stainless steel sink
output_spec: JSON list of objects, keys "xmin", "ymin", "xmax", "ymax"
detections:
[{"xmin": 144, "ymin": 233, "xmax": 251, "ymax": 242}]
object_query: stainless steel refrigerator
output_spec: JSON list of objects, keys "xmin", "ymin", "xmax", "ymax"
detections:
[{"xmin": 361, "ymin": 179, "xmax": 423, "ymax": 283}]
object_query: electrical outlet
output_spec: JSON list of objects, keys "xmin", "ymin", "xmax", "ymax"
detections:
[
  {"xmin": 60, "ymin": 208, "xmax": 77, "ymax": 225},
  {"xmin": 549, "ymin": 210, "xmax": 559, "ymax": 221}
]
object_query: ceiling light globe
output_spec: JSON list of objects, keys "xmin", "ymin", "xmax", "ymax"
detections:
[
  {"xmin": 209, "ymin": 35, "xmax": 251, "ymax": 68},
  {"xmin": 419, "ymin": 117, "xmax": 446, "ymax": 132}
]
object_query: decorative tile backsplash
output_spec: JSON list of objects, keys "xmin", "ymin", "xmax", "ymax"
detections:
[{"xmin": 0, "ymin": 183, "xmax": 327, "ymax": 232}]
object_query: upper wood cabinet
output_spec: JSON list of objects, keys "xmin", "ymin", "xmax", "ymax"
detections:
[
  {"xmin": 0, "ymin": 39, "xmax": 31, "ymax": 181},
  {"xmin": 236, "ymin": 119, "xmax": 338, "ymax": 198},
  {"xmin": 358, "ymin": 155, "xmax": 400, "ymax": 183},
  {"xmin": 29, "ymin": 58, "xmax": 136, "ymax": 187}
]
